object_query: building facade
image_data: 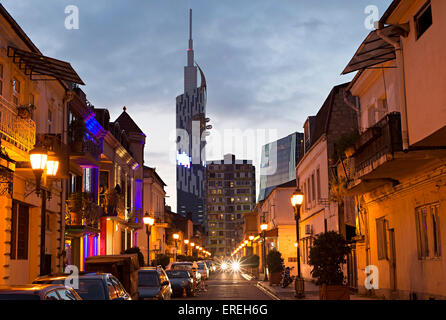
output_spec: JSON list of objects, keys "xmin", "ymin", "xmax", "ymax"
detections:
[
  {"xmin": 342, "ymin": 0, "xmax": 446, "ymax": 299},
  {"xmin": 0, "ymin": 4, "xmax": 84, "ymax": 284},
  {"xmin": 206, "ymin": 154, "xmax": 255, "ymax": 257},
  {"xmin": 295, "ymin": 83, "xmax": 359, "ymax": 281},
  {"xmin": 258, "ymin": 132, "xmax": 304, "ymax": 201},
  {"xmin": 176, "ymin": 9, "xmax": 209, "ymax": 225}
]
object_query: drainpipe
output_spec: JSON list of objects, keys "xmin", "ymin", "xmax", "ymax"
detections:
[{"xmin": 375, "ymin": 25, "xmax": 410, "ymax": 151}]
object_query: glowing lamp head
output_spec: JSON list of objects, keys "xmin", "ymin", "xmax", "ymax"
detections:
[
  {"xmin": 249, "ymin": 235, "xmax": 254, "ymax": 241},
  {"xmin": 291, "ymin": 188, "xmax": 304, "ymax": 207},
  {"xmin": 244, "ymin": 240, "xmax": 248, "ymax": 245},
  {"xmin": 143, "ymin": 215, "xmax": 155, "ymax": 226},
  {"xmin": 173, "ymin": 233, "xmax": 180, "ymax": 240},
  {"xmin": 184, "ymin": 239, "xmax": 189, "ymax": 244},
  {"xmin": 29, "ymin": 146, "xmax": 48, "ymax": 171},
  {"xmin": 190, "ymin": 243, "xmax": 195, "ymax": 247},
  {"xmin": 260, "ymin": 223, "xmax": 268, "ymax": 231},
  {"xmin": 46, "ymin": 159, "xmax": 59, "ymax": 176}
]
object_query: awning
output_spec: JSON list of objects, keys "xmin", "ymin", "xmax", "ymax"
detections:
[
  {"xmin": 7, "ymin": 46, "xmax": 85, "ymax": 84},
  {"xmin": 342, "ymin": 25, "xmax": 403, "ymax": 75}
]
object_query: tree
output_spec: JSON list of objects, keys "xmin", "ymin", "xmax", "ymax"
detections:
[
  {"xmin": 266, "ymin": 250, "xmax": 284, "ymax": 273},
  {"xmin": 154, "ymin": 254, "xmax": 171, "ymax": 269},
  {"xmin": 308, "ymin": 231, "xmax": 351, "ymax": 285}
]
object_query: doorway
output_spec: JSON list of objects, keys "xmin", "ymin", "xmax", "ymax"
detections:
[{"xmin": 388, "ymin": 228, "xmax": 396, "ymax": 291}]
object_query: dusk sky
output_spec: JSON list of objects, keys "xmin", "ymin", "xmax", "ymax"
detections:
[{"xmin": 2, "ymin": 0, "xmax": 392, "ymax": 210}]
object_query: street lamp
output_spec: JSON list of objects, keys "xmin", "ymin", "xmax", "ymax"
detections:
[
  {"xmin": 143, "ymin": 213, "xmax": 155, "ymax": 266},
  {"xmin": 291, "ymin": 187, "xmax": 305, "ymax": 298},
  {"xmin": 249, "ymin": 235, "xmax": 254, "ymax": 256},
  {"xmin": 173, "ymin": 233, "xmax": 179, "ymax": 261},
  {"xmin": 30, "ymin": 146, "xmax": 60, "ymax": 276},
  {"xmin": 184, "ymin": 239, "xmax": 189, "ymax": 256},
  {"xmin": 260, "ymin": 220, "xmax": 268, "ymax": 281}
]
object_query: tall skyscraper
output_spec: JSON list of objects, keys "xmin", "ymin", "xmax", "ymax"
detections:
[
  {"xmin": 258, "ymin": 132, "xmax": 304, "ymax": 201},
  {"xmin": 176, "ymin": 9, "xmax": 209, "ymax": 225},
  {"xmin": 206, "ymin": 154, "xmax": 256, "ymax": 257}
]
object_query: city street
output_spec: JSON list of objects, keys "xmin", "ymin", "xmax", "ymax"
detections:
[{"xmin": 175, "ymin": 272, "xmax": 273, "ymax": 300}]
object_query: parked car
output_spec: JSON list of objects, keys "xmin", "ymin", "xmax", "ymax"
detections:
[
  {"xmin": 33, "ymin": 272, "xmax": 131, "ymax": 300},
  {"xmin": 138, "ymin": 267, "xmax": 172, "ymax": 300},
  {"xmin": 165, "ymin": 270, "xmax": 195, "ymax": 297},
  {"xmin": 205, "ymin": 260, "xmax": 216, "ymax": 273},
  {"xmin": 0, "ymin": 284, "xmax": 82, "ymax": 300},
  {"xmin": 197, "ymin": 261, "xmax": 210, "ymax": 280},
  {"xmin": 168, "ymin": 262, "xmax": 201, "ymax": 291}
]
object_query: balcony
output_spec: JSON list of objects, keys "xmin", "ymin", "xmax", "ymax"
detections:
[
  {"xmin": 66, "ymin": 192, "xmax": 100, "ymax": 233},
  {"xmin": 99, "ymin": 191, "xmax": 125, "ymax": 219},
  {"xmin": 347, "ymin": 112, "xmax": 446, "ymax": 193},
  {"xmin": 68, "ymin": 119, "xmax": 101, "ymax": 167},
  {"xmin": 127, "ymin": 209, "xmax": 143, "ymax": 229},
  {"xmin": 0, "ymin": 97, "xmax": 36, "ymax": 157}
]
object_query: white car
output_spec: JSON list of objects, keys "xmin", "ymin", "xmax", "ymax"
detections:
[{"xmin": 197, "ymin": 261, "xmax": 210, "ymax": 280}]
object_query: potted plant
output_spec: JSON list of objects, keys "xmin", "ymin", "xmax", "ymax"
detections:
[
  {"xmin": 242, "ymin": 254, "xmax": 260, "ymax": 279},
  {"xmin": 17, "ymin": 104, "xmax": 36, "ymax": 119},
  {"xmin": 308, "ymin": 231, "xmax": 351, "ymax": 300},
  {"xmin": 266, "ymin": 250, "xmax": 284, "ymax": 286}
]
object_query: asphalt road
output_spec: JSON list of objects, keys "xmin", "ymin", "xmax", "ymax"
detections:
[{"xmin": 174, "ymin": 271, "xmax": 273, "ymax": 300}]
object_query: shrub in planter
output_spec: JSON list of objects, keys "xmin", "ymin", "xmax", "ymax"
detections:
[
  {"xmin": 153, "ymin": 254, "xmax": 171, "ymax": 269},
  {"xmin": 266, "ymin": 250, "xmax": 284, "ymax": 285},
  {"xmin": 124, "ymin": 247, "xmax": 145, "ymax": 268},
  {"xmin": 308, "ymin": 231, "xmax": 351, "ymax": 300}
]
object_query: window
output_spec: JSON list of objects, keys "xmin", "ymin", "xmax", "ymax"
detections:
[
  {"xmin": 12, "ymin": 77, "xmax": 20, "ymax": 105},
  {"xmin": 376, "ymin": 218, "xmax": 388, "ymax": 260},
  {"xmin": 0, "ymin": 63, "xmax": 3, "ymax": 96},
  {"xmin": 416, "ymin": 203, "xmax": 441, "ymax": 259},
  {"xmin": 316, "ymin": 169, "xmax": 321, "ymax": 200},
  {"xmin": 48, "ymin": 109, "xmax": 53, "ymax": 133},
  {"xmin": 10, "ymin": 202, "xmax": 29, "ymax": 260},
  {"xmin": 415, "ymin": 2, "xmax": 432, "ymax": 39},
  {"xmin": 311, "ymin": 174, "xmax": 315, "ymax": 202}
]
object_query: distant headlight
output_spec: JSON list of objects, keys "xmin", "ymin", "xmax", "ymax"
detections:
[
  {"xmin": 231, "ymin": 261, "xmax": 240, "ymax": 272},
  {"xmin": 220, "ymin": 262, "xmax": 228, "ymax": 271}
]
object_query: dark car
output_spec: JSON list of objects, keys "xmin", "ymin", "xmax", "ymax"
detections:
[
  {"xmin": 165, "ymin": 270, "xmax": 195, "ymax": 297},
  {"xmin": 138, "ymin": 267, "xmax": 172, "ymax": 300},
  {"xmin": 33, "ymin": 272, "xmax": 131, "ymax": 300},
  {"xmin": 0, "ymin": 284, "xmax": 82, "ymax": 300}
]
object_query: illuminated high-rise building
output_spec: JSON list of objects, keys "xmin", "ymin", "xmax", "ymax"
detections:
[{"xmin": 176, "ymin": 9, "xmax": 209, "ymax": 225}]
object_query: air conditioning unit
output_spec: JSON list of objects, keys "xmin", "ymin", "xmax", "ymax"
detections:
[{"xmin": 305, "ymin": 224, "xmax": 313, "ymax": 235}]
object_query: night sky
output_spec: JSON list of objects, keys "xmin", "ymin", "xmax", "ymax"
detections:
[{"xmin": 2, "ymin": 0, "xmax": 392, "ymax": 210}]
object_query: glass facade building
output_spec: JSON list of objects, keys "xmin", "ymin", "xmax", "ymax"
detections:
[{"xmin": 258, "ymin": 132, "xmax": 304, "ymax": 201}]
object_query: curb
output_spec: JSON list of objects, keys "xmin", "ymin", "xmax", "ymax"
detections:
[{"xmin": 256, "ymin": 281, "xmax": 281, "ymax": 300}]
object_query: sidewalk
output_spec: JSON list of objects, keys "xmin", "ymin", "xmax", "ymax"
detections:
[{"xmin": 249, "ymin": 273, "xmax": 379, "ymax": 300}]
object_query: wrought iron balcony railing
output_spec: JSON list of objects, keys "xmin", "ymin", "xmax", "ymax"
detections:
[
  {"xmin": 66, "ymin": 192, "xmax": 100, "ymax": 228},
  {"xmin": 0, "ymin": 97, "xmax": 36, "ymax": 153},
  {"xmin": 352, "ymin": 112, "xmax": 403, "ymax": 176}
]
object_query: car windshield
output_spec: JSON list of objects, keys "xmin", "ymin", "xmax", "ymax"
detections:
[
  {"xmin": 34, "ymin": 279, "xmax": 106, "ymax": 300},
  {"xmin": 166, "ymin": 270, "xmax": 189, "ymax": 279},
  {"xmin": 138, "ymin": 272, "xmax": 159, "ymax": 287},
  {"xmin": 197, "ymin": 263, "xmax": 205, "ymax": 269},
  {"xmin": 171, "ymin": 264, "xmax": 191, "ymax": 271},
  {"xmin": 0, "ymin": 293, "xmax": 41, "ymax": 300}
]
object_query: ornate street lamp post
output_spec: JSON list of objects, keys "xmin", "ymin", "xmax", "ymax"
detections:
[
  {"xmin": 249, "ymin": 235, "xmax": 254, "ymax": 256},
  {"xmin": 30, "ymin": 146, "xmax": 60, "ymax": 276},
  {"xmin": 260, "ymin": 220, "xmax": 268, "ymax": 281},
  {"xmin": 173, "ymin": 233, "xmax": 179, "ymax": 261},
  {"xmin": 291, "ymin": 188, "xmax": 305, "ymax": 298},
  {"xmin": 184, "ymin": 239, "xmax": 189, "ymax": 256},
  {"xmin": 143, "ymin": 213, "xmax": 155, "ymax": 266}
]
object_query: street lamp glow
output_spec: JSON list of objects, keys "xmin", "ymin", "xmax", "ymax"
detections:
[
  {"xmin": 184, "ymin": 239, "xmax": 189, "ymax": 244},
  {"xmin": 249, "ymin": 235, "xmax": 254, "ymax": 241},
  {"xmin": 143, "ymin": 216, "xmax": 155, "ymax": 226},
  {"xmin": 260, "ymin": 223, "xmax": 268, "ymax": 231},
  {"xmin": 30, "ymin": 146, "xmax": 48, "ymax": 170},
  {"xmin": 46, "ymin": 159, "xmax": 59, "ymax": 176},
  {"xmin": 291, "ymin": 188, "xmax": 304, "ymax": 207},
  {"xmin": 173, "ymin": 233, "xmax": 180, "ymax": 240},
  {"xmin": 190, "ymin": 242, "xmax": 195, "ymax": 247},
  {"xmin": 244, "ymin": 240, "xmax": 248, "ymax": 244}
]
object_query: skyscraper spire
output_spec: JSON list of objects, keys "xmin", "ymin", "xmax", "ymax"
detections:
[{"xmin": 185, "ymin": 8, "xmax": 197, "ymax": 92}]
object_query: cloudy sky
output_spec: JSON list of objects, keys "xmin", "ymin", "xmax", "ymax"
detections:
[{"xmin": 2, "ymin": 0, "xmax": 392, "ymax": 210}]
